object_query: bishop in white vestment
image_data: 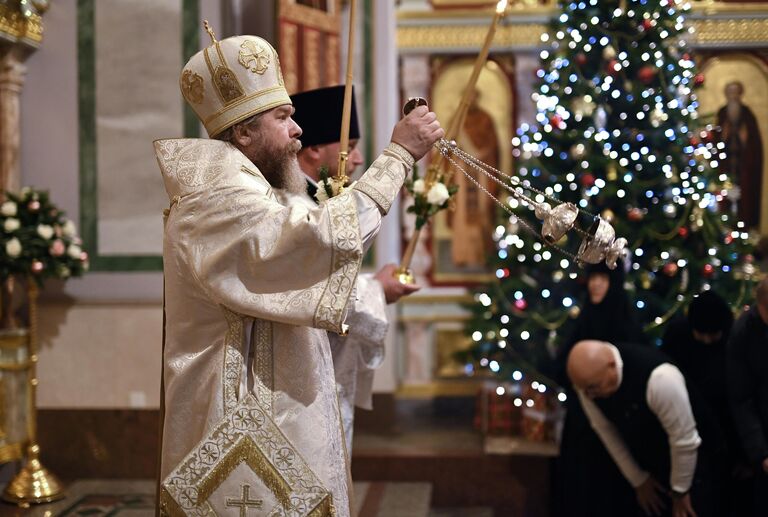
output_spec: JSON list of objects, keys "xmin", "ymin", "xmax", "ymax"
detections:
[{"xmin": 154, "ymin": 31, "xmax": 442, "ymax": 516}]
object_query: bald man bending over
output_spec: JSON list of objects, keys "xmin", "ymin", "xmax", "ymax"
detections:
[{"xmin": 568, "ymin": 340, "xmax": 723, "ymax": 517}]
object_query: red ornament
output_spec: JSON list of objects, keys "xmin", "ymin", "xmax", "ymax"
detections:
[
  {"xmin": 576, "ymin": 53, "xmax": 588, "ymax": 66},
  {"xmin": 663, "ymin": 262, "xmax": 679, "ymax": 277},
  {"xmin": 678, "ymin": 227, "xmax": 689, "ymax": 238},
  {"xmin": 724, "ymin": 234, "xmax": 734, "ymax": 245},
  {"xmin": 701, "ymin": 130, "xmax": 713, "ymax": 142},
  {"xmin": 682, "ymin": 53, "xmax": 691, "ymax": 61},
  {"xmin": 694, "ymin": 73, "xmax": 705, "ymax": 86},
  {"xmin": 702, "ymin": 264, "xmax": 714, "ymax": 278},
  {"xmin": 607, "ymin": 59, "xmax": 620, "ymax": 75},
  {"xmin": 580, "ymin": 173, "xmax": 595, "ymax": 187},
  {"xmin": 745, "ymin": 254, "xmax": 755, "ymax": 264},
  {"xmin": 689, "ymin": 135, "xmax": 701, "ymax": 147},
  {"xmin": 628, "ymin": 208, "xmax": 644, "ymax": 222},
  {"xmin": 514, "ymin": 299, "xmax": 528, "ymax": 311},
  {"xmin": 549, "ymin": 114, "xmax": 563, "ymax": 129},
  {"xmin": 642, "ymin": 19, "xmax": 653, "ymax": 31},
  {"xmin": 638, "ymin": 66, "xmax": 656, "ymax": 84}
]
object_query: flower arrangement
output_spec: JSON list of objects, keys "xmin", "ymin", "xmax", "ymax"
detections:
[
  {"xmin": 404, "ymin": 164, "xmax": 458, "ymax": 230},
  {"xmin": 0, "ymin": 187, "xmax": 88, "ymax": 283}
]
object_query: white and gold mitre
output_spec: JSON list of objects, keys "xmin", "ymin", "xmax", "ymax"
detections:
[{"xmin": 179, "ymin": 22, "xmax": 290, "ymax": 138}]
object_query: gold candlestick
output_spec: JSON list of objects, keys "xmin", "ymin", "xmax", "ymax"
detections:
[
  {"xmin": 332, "ymin": 0, "xmax": 358, "ymax": 195},
  {"xmin": 396, "ymin": 0, "xmax": 508, "ymax": 282},
  {"xmin": 3, "ymin": 281, "xmax": 65, "ymax": 506}
]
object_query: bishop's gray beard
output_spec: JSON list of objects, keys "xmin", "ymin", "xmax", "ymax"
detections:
[{"xmin": 251, "ymin": 139, "xmax": 305, "ymax": 194}]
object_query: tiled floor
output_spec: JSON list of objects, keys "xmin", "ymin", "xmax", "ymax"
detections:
[{"xmin": 0, "ymin": 479, "xmax": 491, "ymax": 517}]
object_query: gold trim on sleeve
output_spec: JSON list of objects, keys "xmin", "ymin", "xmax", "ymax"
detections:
[{"xmin": 313, "ymin": 193, "xmax": 363, "ymax": 335}]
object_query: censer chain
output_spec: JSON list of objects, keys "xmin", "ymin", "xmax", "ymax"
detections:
[
  {"xmin": 442, "ymin": 152, "xmax": 583, "ymax": 263},
  {"xmin": 437, "ymin": 142, "xmax": 590, "ymax": 239},
  {"xmin": 439, "ymin": 140, "xmax": 597, "ymax": 221}
]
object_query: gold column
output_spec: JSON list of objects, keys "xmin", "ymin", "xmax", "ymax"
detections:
[
  {"xmin": 0, "ymin": 0, "xmax": 45, "ymax": 193},
  {"xmin": 0, "ymin": 48, "xmax": 26, "ymax": 193}
]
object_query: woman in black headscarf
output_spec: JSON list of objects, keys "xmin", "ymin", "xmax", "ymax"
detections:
[
  {"xmin": 662, "ymin": 292, "xmax": 741, "ymax": 516},
  {"xmin": 554, "ymin": 260, "xmax": 646, "ymax": 517}
]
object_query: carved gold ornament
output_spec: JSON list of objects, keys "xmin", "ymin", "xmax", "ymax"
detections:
[
  {"xmin": 238, "ymin": 40, "xmax": 271, "ymax": 74},
  {"xmin": 180, "ymin": 70, "xmax": 205, "ymax": 105}
]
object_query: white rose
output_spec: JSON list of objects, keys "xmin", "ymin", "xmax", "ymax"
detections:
[
  {"xmin": 6, "ymin": 237, "xmax": 21, "ymax": 258},
  {"xmin": 3, "ymin": 218, "xmax": 19, "ymax": 232},
  {"xmin": 62, "ymin": 219, "xmax": 77, "ymax": 237},
  {"xmin": 37, "ymin": 224, "xmax": 54, "ymax": 240},
  {"xmin": 1, "ymin": 201, "xmax": 17, "ymax": 217},
  {"xmin": 426, "ymin": 182, "xmax": 450, "ymax": 206},
  {"xmin": 67, "ymin": 244, "xmax": 82, "ymax": 259},
  {"xmin": 315, "ymin": 180, "xmax": 329, "ymax": 203},
  {"xmin": 413, "ymin": 179, "xmax": 426, "ymax": 194}
]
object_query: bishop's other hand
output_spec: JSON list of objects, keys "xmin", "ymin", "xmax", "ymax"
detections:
[{"xmin": 390, "ymin": 105, "xmax": 444, "ymax": 162}]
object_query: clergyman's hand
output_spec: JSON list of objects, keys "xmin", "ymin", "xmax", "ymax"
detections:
[
  {"xmin": 390, "ymin": 105, "xmax": 444, "ymax": 162},
  {"xmin": 672, "ymin": 493, "xmax": 698, "ymax": 517},
  {"xmin": 374, "ymin": 264, "xmax": 420, "ymax": 304},
  {"xmin": 635, "ymin": 476, "xmax": 667, "ymax": 516}
]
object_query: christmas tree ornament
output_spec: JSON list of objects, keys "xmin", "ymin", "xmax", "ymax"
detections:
[
  {"xmin": 576, "ymin": 53, "xmax": 587, "ymax": 65},
  {"xmin": 514, "ymin": 298, "xmax": 528, "ymax": 311},
  {"xmin": 607, "ymin": 60, "xmax": 620, "ymax": 75},
  {"xmin": 581, "ymin": 173, "xmax": 596, "ymax": 188},
  {"xmin": 678, "ymin": 227, "xmax": 689, "ymax": 238},
  {"xmin": 628, "ymin": 207, "xmax": 645, "ymax": 221},
  {"xmin": 694, "ymin": 73, "xmax": 705, "ymax": 85},
  {"xmin": 603, "ymin": 45, "xmax": 617, "ymax": 59},
  {"xmin": 641, "ymin": 271, "xmax": 652, "ymax": 289},
  {"xmin": 642, "ymin": 19, "xmax": 654, "ymax": 31},
  {"xmin": 702, "ymin": 263, "xmax": 714, "ymax": 278},
  {"xmin": 638, "ymin": 66, "xmax": 656, "ymax": 84},
  {"xmin": 594, "ymin": 107, "xmax": 608, "ymax": 130},
  {"xmin": 601, "ymin": 208, "xmax": 615, "ymax": 222},
  {"xmin": 663, "ymin": 262, "xmax": 679, "ymax": 276},
  {"xmin": 570, "ymin": 143, "xmax": 587, "ymax": 159},
  {"xmin": 606, "ymin": 164, "xmax": 618, "ymax": 181},
  {"xmin": 572, "ymin": 96, "xmax": 596, "ymax": 117}
]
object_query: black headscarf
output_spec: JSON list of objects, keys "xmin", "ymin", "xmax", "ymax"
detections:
[
  {"xmin": 554, "ymin": 259, "xmax": 645, "ymax": 387},
  {"xmin": 569, "ymin": 260, "xmax": 644, "ymax": 347},
  {"xmin": 687, "ymin": 290, "xmax": 733, "ymax": 335}
]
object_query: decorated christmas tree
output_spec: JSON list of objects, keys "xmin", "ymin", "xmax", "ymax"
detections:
[{"xmin": 460, "ymin": 0, "xmax": 758, "ymax": 392}]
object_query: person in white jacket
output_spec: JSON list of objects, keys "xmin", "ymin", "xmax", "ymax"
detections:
[{"xmin": 275, "ymin": 85, "xmax": 420, "ymax": 453}]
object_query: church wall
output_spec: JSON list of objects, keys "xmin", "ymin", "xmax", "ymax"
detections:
[{"xmin": 20, "ymin": 0, "xmax": 222, "ymax": 410}]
